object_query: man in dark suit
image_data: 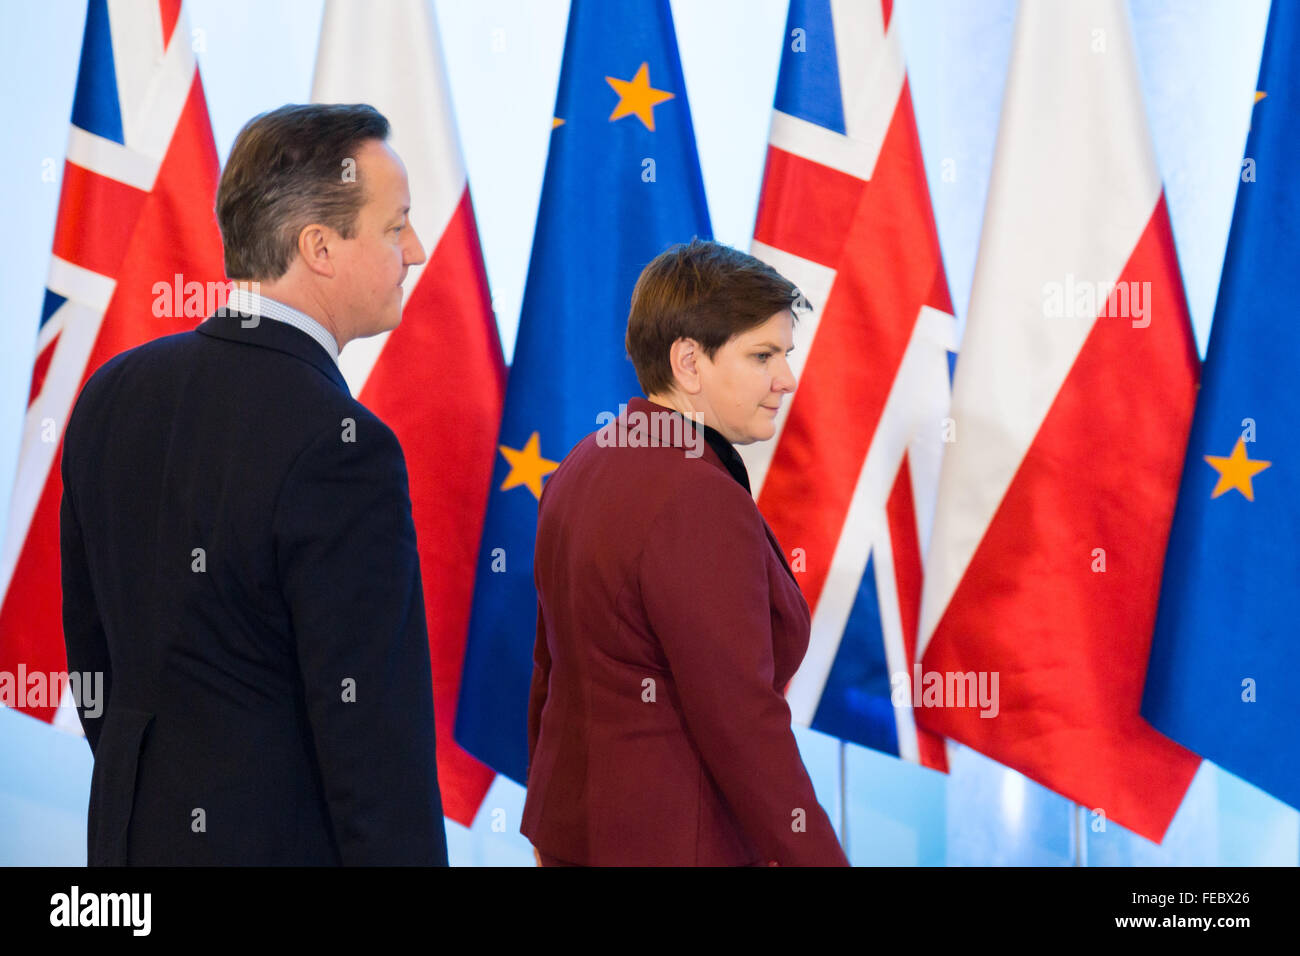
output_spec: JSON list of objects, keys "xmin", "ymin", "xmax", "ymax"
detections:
[{"xmin": 60, "ymin": 103, "xmax": 448, "ymax": 865}]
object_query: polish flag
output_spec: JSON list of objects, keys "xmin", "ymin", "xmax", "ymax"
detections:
[
  {"xmin": 915, "ymin": 0, "xmax": 1201, "ymax": 842},
  {"xmin": 313, "ymin": 0, "xmax": 505, "ymax": 826},
  {"xmin": 0, "ymin": 0, "xmax": 226, "ymax": 729}
]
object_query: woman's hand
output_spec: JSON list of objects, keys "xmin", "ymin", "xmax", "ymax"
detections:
[{"xmin": 533, "ymin": 846, "xmax": 542, "ymax": 867}]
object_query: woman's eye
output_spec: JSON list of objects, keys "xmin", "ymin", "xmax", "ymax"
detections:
[{"xmin": 756, "ymin": 352, "xmax": 771, "ymax": 362}]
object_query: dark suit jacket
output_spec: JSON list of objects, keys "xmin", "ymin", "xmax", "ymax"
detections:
[
  {"xmin": 521, "ymin": 396, "xmax": 849, "ymax": 866},
  {"xmin": 59, "ymin": 310, "xmax": 448, "ymax": 865}
]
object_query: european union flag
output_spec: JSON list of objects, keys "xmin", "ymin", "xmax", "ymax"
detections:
[
  {"xmin": 1141, "ymin": 1, "xmax": 1299, "ymax": 811},
  {"xmin": 454, "ymin": 0, "xmax": 711, "ymax": 783}
]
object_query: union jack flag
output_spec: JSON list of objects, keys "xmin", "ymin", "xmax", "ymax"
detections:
[
  {"xmin": 0, "ymin": 0, "xmax": 225, "ymax": 728},
  {"xmin": 743, "ymin": 0, "xmax": 954, "ymax": 771}
]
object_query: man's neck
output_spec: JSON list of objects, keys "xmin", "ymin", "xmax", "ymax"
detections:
[{"xmin": 247, "ymin": 278, "xmax": 346, "ymax": 352}]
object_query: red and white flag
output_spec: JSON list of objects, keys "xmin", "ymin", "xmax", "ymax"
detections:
[
  {"xmin": 916, "ymin": 0, "xmax": 1201, "ymax": 841},
  {"xmin": 313, "ymin": 0, "xmax": 506, "ymax": 826},
  {"xmin": 0, "ymin": 0, "xmax": 225, "ymax": 728},
  {"xmin": 743, "ymin": 0, "xmax": 953, "ymax": 771}
]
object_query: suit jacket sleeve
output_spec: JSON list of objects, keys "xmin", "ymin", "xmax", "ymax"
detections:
[
  {"xmin": 526, "ymin": 600, "xmax": 550, "ymax": 785},
  {"xmin": 59, "ymin": 473, "xmax": 112, "ymax": 754},
  {"xmin": 638, "ymin": 474, "xmax": 849, "ymax": 866},
  {"xmin": 273, "ymin": 417, "xmax": 448, "ymax": 865}
]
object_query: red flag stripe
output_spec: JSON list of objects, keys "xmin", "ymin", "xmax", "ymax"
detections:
[
  {"xmin": 887, "ymin": 453, "xmax": 949, "ymax": 771},
  {"xmin": 753, "ymin": 146, "xmax": 866, "ymax": 269},
  {"xmin": 50, "ymin": 162, "xmax": 147, "ymax": 279},
  {"xmin": 160, "ymin": 0, "xmax": 182, "ymax": 49},
  {"xmin": 887, "ymin": 455, "xmax": 921, "ymax": 664},
  {"xmin": 27, "ymin": 334, "xmax": 61, "ymax": 407}
]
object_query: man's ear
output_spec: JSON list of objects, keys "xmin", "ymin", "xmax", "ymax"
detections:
[
  {"xmin": 298, "ymin": 224, "xmax": 335, "ymax": 279},
  {"xmin": 669, "ymin": 337, "xmax": 703, "ymax": 395}
]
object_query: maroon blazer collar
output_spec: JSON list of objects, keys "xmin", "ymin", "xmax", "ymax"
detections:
[
  {"xmin": 624, "ymin": 396, "xmax": 731, "ymax": 476},
  {"xmin": 623, "ymin": 397, "xmax": 800, "ymax": 586}
]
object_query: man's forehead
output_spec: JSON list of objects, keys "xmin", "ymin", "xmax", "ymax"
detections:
[
  {"xmin": 355, "ymin": 140, "xmax": 410, "ymax": 208},
  {"xmin": 356, "ymin": 139, "xmax": 407, "ymax": 180}
]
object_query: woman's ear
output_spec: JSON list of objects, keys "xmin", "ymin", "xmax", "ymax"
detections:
[{"xmin": 669, "ymin": 337, "xmax": 703, "ymax": 394}]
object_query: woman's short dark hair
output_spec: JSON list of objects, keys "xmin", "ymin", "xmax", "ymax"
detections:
[
  {"xmin": 215, "ymin": 103, "xmax": 391, "ymax": 280},
  {"xmin": 625, "ymin": 239, "xmax": 807, "ymax": 396}
]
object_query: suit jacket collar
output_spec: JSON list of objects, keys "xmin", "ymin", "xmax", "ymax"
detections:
[{"xmin": 197, "ymin": 311, "xmax": 351, "ymax": 397}]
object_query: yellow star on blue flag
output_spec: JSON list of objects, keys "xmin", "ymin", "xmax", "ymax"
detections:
[
  {"xmin": 606, "ymin": 62, "xmax": 674, "ymax": 130},
  {"xmin": 498, "ymin": 432, "xmax": 559, "ymax": 499},
  {"xmin": 1203, "ymin": 437, "xmax": 1271, "ymax": 501}
]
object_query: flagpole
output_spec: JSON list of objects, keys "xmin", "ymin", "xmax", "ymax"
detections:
[
  {"xmin": 1072, "ymin": 802, "xmax": 1088, "ymax": 867},
  {"xmin": 839, "ymin": 739, "xmax": 850, "ymax": 861}
]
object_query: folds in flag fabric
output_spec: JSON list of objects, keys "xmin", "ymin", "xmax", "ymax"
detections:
[
  {"xmin": 915, "ymin": 0, "xmax": 1201, "ymax": 842},
  {"xmin": 312, "ymin": 0, "xmax": 505, "ymax": 827},
  {"xmin": 743, "ymin": 0, "xmax": 954, "ymax": 771},
  {"xmin": 1142, "ymin": 1, "xmax": 1299, "ymax": 812},
  {"xmin": 0, "ymin": 0, "xmax": 225, "ymax": 727},
  {"xmin": 455, "ymin": 0, "xmax": 712, "ymax": 783}
]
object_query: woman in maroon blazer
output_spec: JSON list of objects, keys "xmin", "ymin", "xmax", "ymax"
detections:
[{"xmin": 522, "ymin": 239, "xmax": 850, "ymax": 866}]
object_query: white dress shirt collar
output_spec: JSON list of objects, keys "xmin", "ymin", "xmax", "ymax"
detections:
[{"xmin": 223, "ymin": 287, "xmax": 340, "ymax": 365}]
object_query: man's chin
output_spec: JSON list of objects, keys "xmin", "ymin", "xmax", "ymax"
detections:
[{"xmin": 356, "ymin": 315, "xmax": 403, "ymax": 340}]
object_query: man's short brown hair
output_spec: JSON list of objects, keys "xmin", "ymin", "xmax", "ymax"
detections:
[
  {"xmin": 625, "ymin": 239, "xmax": 807, "ymax": 396},
  {"xmin": 215, "ymin": 103, "xmax": 390, "ymax": 280}
]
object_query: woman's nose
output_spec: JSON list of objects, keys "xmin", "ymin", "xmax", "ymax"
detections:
[{"xmin": 776, "ymin": 357, "xmax": 797, "ymax": 393}]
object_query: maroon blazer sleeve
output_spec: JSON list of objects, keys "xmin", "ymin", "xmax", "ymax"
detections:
[
  {"xmin": 637, "ymin": 475, "xmax": 849, "ymax": 866},
  {"xmin": 526, "ymin": 601, "xmax": 550, "ymax": 785}
]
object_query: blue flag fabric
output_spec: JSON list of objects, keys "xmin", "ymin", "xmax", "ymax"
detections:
[
  {"xmin": 454, "ymin": 0, "xmax": 712, "ymax": 783},
  {"xmin": 1141, "ymin": 1, "xmax": 1299, "ymax": 811}
]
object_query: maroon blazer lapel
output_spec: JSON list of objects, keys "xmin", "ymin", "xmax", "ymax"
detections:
[{"xmin": 696, "ymin": 438, "xmax": 799, "ymax": 586}]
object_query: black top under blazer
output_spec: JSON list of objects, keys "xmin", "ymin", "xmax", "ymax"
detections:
[{"xmin": 59, "ymin": 310, "xmax": 447, "ymax": 865}]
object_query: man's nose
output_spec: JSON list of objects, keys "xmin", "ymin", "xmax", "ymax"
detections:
[{"xmin": 405, "ymin": 225, "xmax": 427, "ymax": 266}]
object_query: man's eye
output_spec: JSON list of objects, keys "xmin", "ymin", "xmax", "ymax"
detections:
[{"xmin": 756, "ymin": 352, "xmax": 771, "ymax": 361}]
